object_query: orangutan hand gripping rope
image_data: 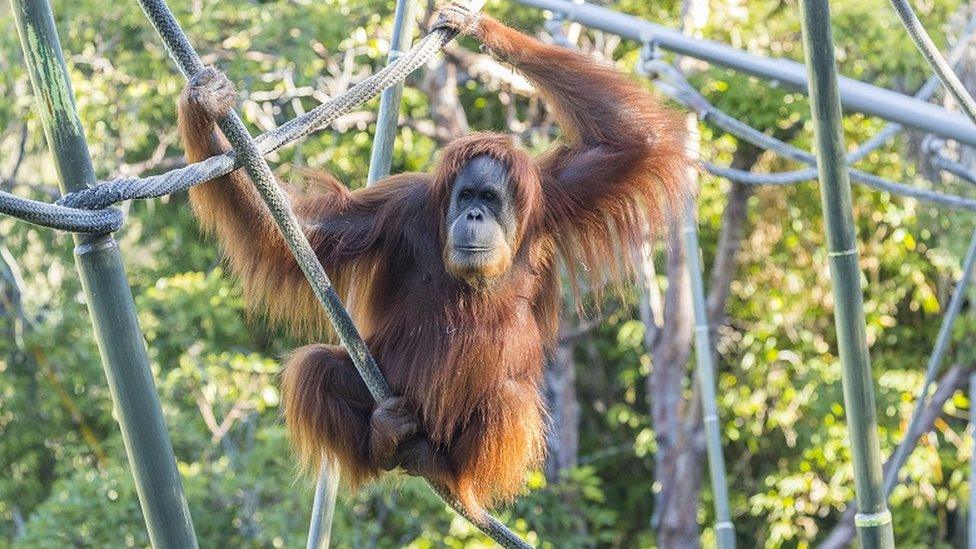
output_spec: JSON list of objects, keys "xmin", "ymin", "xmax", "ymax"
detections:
[{"xmin": 176, "ymin": 5, "xmax": 689, "ymax": 518}]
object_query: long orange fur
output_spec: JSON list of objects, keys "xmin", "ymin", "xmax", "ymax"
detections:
[{"xmin": 177, "ymin": 15, "xmax": 690, "ymax": 518}]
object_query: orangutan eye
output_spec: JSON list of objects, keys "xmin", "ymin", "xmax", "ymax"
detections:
[
  {"xmin": 481, "ymin": 190, "xmax": 497, "ymax": 202},
  {"xmin": 459, "ymin": 188, "xmax": 474, "ymax": 200}
]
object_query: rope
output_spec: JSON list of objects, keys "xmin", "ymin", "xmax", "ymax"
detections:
[
  {"xmin": 0, "ymin": 192, "xmax": 124, "ymax": 233},
  {"xmin": 135, "ymin": 0, "xmax": 530, "ymax": 546},
  {"xmin": 882, "ymin": 0, "xmax": 976, "ymax": 502},
  {"xmin": 674, "ymin": 12, "xmax": 976, "ymax": 188},
  {"xmin": 931, "ymin": 149, "xmax": 976, "ymax": 186},
  {"xmin": 648, "ymin": 61, "xmax": 976, "ymax": 211},
  {"xmin": 0, "ymin": 15, "xmax": 457, "ymax": 234},
  {"xmin": 2, "ymin": 2, "xmax": 531, "ymax": 543},
  {"xmin": 137, "ymin": 0, "xmax": 394, "ymax": 399},
  {"xmin": 890, "ymin": 0, "xmax": 976, "ymax": 124}
]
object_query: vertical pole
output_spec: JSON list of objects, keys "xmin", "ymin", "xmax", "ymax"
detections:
[
  {"xmin": 366, "ymin": 0, "xmax": 418, "ymax": 185},
  {"xmin": 308, "ymin": 0, "xmax": 417, "ymax": 545},
  {"xmin": 670, "ymin": 0, "xmax": 734, "ymax": 542},
  {"xmin": 11, "ymin": 1, "xmax": 198, "ymax": 547},
  {"xmin": 797, "ymin": 1, "xmax": 895, "ymax": 548},
  {"xmin": 681, "ymin": 138, "xmax": 735, "ymax": 547},
  {"xmin": 305, "ymin": 460, "xmax": 339, "ymax": 549},
  {"xmin": 970, "ymin": 372, "xmax": 976, "ymax": 549}
]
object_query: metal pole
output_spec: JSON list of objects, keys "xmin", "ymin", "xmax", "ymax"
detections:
[
  {"xmin": 682, "ymin": 196, "xmax": 736, "ymax": 549},
  {"xmin": 884, "ymin": 228, "xmax": 976, "ymax": 496},
  {"xmin": 797, "ymin": 1, "xmax": 894, "ymax": 547},
  {"xmin": 10, "ymin": 1, "xmax": 198, "ymax": 547},
  {"xmin": 305, "ymin": 460, "xmax": 339, "ymax": 549},
  {"xmin": 669, "ymin": 0, "xmax": 735, "ymax": 541},
  {"xmin": 367, "ymin": 0, "xmax": 418, "ymax": 185},
  {"xmin": 308, "ymin": 0, "xmax": 418, "ymax": 544},
  {"xmin": 513, "ymin": 0, "xmax": 976, "ymax": 147}
]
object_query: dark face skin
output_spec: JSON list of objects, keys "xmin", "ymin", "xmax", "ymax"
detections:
[{"xmin": 443, "ymin": 155, "xmax": 519, "ymax": 286}]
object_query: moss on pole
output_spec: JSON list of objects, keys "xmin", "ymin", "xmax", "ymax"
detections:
[{"xmin": 10, "ymin": 0, "xmax": 198, "ymax": 546}]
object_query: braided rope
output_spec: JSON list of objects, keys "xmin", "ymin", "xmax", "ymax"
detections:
[
  {"xmin": 9, "ymin": 6, "xmax": 976, "ymax": 232},
  {"xmin": 880, "ymin": 0, "xmax": 976, "ymax": 507},
  {"xmin": 0, "ymin": 1, "xmax": 531, "ymax": 543},
  {"xmin": 0, "ymin": 18, "xmax": 454, "ymax": 233},
  {"xmin": 653, "ymin": 12, "xmax": 976, "ymax": 188},
  {"xmin": 649, "ymin": 62, "xmax": 976, "ymax": 211},
  {"xmin": 1, "ymin": 2, "xmax": 532, "ymax": 543},
  {"xmin": 136, "ymin": 0, "xmax": 396, "ymax": 394},
  {"xmin": 0, "ymin": 191, "xmax": 124, "ymax": 233},
  {"xmin": 890, "ymin": 0, "xmax": 976, "ymax": 124},
  {"xmin": 135, "ymin": 0, "xmax": 531, "ymax": 546}
]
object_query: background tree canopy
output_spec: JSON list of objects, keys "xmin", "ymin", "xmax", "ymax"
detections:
[{"xmin": 1, "ymin": 0, "xmax": 975, "ymax": 547}]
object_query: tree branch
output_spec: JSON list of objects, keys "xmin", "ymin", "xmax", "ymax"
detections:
[{"xmin": 817, "ymin": 362, "xmax": 974, "ymax": 549}]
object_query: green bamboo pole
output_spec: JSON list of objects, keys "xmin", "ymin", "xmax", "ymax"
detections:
[
  {"xmin": 670, "ymin": 0, "xmax": 735, "ymax": 542},
  {"xmin": 797, "ymin": 1, "xmax": 895, "ymax": 547},
  {"xmin": 366, "ymin": 0, "xmax": 418, "ymax": 185},
  {"xmin": 682, "ymin": 199, "xmax": 736, "ymax": 549},
  {"xmin": 10, "ymin": 1, "xmax": 198, "ymax": 547},
  {"xmin": 307, "ymin": 1, "xmax": 418, "ymax": 545},
  {"xmin": 305, "ymin": 459, "xmax": 339, "ymax": 549}
]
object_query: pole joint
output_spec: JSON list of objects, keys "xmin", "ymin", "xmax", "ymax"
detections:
[
  {"xmin": 854, "ymin": 509, "xmax": 893, "ymax": 528},
  {"xmin": 827, "ymin": 247, "xmax": 858, "ymax": 258},
  {"xmin": 74, "ymin": 237, "xmax": 117, "ymax": 257}
]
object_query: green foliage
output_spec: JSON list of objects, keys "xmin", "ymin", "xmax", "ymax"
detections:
[{"xmin": 2, "ymin": 0, "xmax": 976, "ymax": 547}]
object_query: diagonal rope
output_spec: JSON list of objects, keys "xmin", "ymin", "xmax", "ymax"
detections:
[
  {"xmin": 137, "ymin": 0, "xmax": 393, "ymax": 409},
  {"xmin": 649, "ymin": 61, "xmax": 976, "ymax": 211},
  {"xmin": 134, "ymin": 0, "xmax": 531, "ymax": 546},
  {"xmin": 61, "ymin": 29, "xmax": 456, "ymax": 210},
  {"xmin": 670, "ymin": 12, "xmax": 976, "ymax": 188},
  {"xmin": 883, "ymin": 0, "xmax": 976, "ymax": 500},
  {"xmin": 0, "ymin": 14, "xmax": 458, "ymax": 234},
  {"xmin": 890, "ymin": 0, "xmax": 976, "ymax": 123}
]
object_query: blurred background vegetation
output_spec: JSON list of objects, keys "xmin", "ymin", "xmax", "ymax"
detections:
[{"xmin": 2, "ymin": 0, "xmax": 976, "ymax": 547}]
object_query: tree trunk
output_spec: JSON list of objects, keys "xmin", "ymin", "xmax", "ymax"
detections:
[
  {"xmin": 545, "ymin": 333, "xmax": 580, "ymax": 479},
  {"xmin": 421, "ymin": 57, "xmax": 468, "ymax": 143},
  {"xmin": 646, "ymin": 4, "xmax": 709, "ymax": 544},
  {"xmin": 648, "ymin": 224, "xmax": 699, "ymax": 546},
  {"xmin": 706, "ymin": 145, "xmax": 760, "ymax": 331}
]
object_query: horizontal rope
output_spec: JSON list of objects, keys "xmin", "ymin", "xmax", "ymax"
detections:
[
  {"xmin": 648, "ymin": 61, "xmax": 976, "ymax": 211},
  {"xmin": 650, "ymin": 13, "xmax": 976, "ymax": 188},
  {"xmin": 0, "ymin": 23, "xmax": 456, "ymax": 234},
  {"xmin": 0, "ymin": 191, "xmax": 124, "ymax": 233}
]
